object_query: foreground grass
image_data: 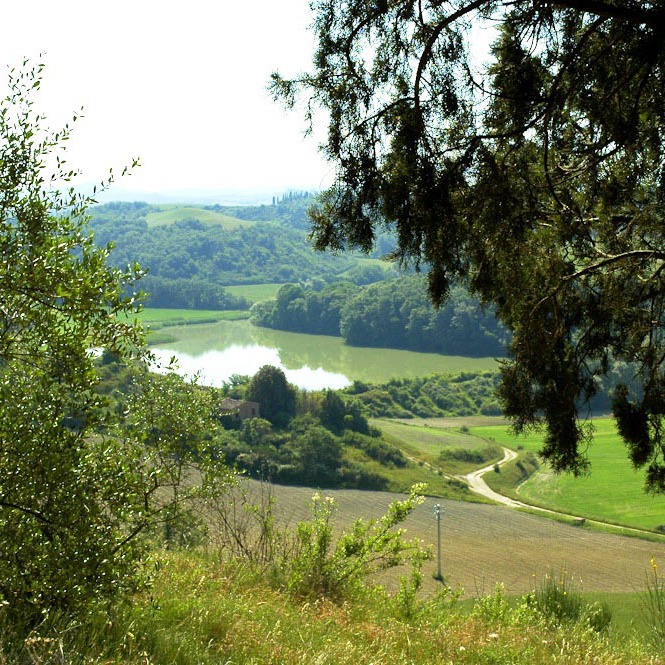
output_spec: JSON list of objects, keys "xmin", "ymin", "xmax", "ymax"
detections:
[{"xmin": 18, "ymin": 550, "xmax": 664, "ymax": 664}]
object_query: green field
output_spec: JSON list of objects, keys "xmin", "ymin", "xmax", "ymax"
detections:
[
  {"xmin": 136, "ymin": 308, "xmax": 249, "ymax": 327},
  {"xmin": 472, "ymin": 418, "xmax": 665, "ymax": 532},
  {"xmin": 376, "ymin": 419, "xmax": 503, "ymax": 473},
  {"xmin": 145, "ymin": 206, "xmax": 253, "ymax": 229},
  {"xmin": 224, "ymin": 283, "xmax": 286, "ymax": 303},
  {"xmin": 133, "ymin": 309, "xmax": 249, "ymax": 344}
]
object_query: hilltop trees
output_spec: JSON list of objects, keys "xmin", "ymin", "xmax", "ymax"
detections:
[{"xmin": 273, "ymin": 1, "xmax": 665, "ymax": 490}]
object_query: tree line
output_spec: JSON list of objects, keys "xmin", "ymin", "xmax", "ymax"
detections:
[
  {"xmin": 88, "ymin": 202, "xmax": 394, "ymax": 309},
  {"xmin": 251, "ymin": 275, "xmax": 510, "ymax": 357}
]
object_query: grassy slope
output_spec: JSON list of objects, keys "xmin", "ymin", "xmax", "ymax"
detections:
[
  {"xmin": 77, "ymin": 551, "xmax": 657, "ymax": 664},
  {"xmin": 224, "ymin": 282, "xmax": 285, "ymax": 303},
  {"xmin": 376, "ymin": 419, "xmax": 503, "ymax": 473},
  {"xmin": 473, "ymin": 418, "xmax": 665, "ymax": 532},
  {"xmin": 145, "ymin": 206, "xmax": 253, "ymax": 229},
  {"xmin": 41, "ymin": 549, "xmax": 660, "ymax": 664}
]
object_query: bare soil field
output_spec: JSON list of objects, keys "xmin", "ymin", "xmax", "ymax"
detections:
[{"xmin": 247, "ymin": 480, "xmax": 665, "ymax": 598}]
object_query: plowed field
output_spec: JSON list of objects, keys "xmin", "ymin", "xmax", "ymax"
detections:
[{"xmin": 253, "ymin": 481, "xmax": 665, "ymax": 598}]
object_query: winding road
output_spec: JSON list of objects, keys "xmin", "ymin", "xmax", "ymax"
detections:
[
  {"xmin": 459, "ymin": 446, "xmax": 658, "ymax": 537},
  {"xmin": 460, "ymin": 447, "xmax": 525, "ymax": 507}
]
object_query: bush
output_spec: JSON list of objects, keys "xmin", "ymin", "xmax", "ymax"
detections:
[
  {"xmin": 284, "ymin": 484, "xmax": 431, "ymax": 600},
  {"xmin": 531, "ymin": 572, "xmax": 611, "ymax": 632}
]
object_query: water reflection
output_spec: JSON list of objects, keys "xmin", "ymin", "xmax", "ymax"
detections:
[
  {"xmin": 149, "ymin": 319, "xmax": 498, "ymax": 390},
  {"xmin": 151, "ymin": 345, "xmax": 350, "ymax": 390}
]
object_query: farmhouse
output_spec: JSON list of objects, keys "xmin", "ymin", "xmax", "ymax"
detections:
[{"xmin": 220, "ymin": 397, "xmax": 260, "ymax": 422}]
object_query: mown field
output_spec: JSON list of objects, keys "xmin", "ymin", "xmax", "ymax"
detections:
[
  {"xmin": 145, "ymin": 206, "xmax": 253, "ymax": 229},
  {"xmin": 470, "ymin": 418, "xmax": 665, "ymax": 532},
  {"xmin": 250, "ymin": 480, "xmax": 665, "ymax": 603}
]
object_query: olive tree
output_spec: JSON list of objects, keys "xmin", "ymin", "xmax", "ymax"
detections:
[{"xmin": 0, "ymin": 62, "xmax": 228, "ymax": 630}]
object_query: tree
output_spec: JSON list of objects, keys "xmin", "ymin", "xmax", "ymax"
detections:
[
  {"xmin": 0, "ymin": 62, "xmax": 228, "ymax": 631},
  {"xmin": 273, "ymin": 1, "xmax": 665, "ymax": 490},
  {"xmin": 319, "ymin": 389, "xmax": 347, "ymax": 435},
  {"xmin": 246, "ymin": 365, "xmax": 297, "ymax": 428}
]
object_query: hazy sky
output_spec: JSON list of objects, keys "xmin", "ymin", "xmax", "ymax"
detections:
[{"xmin": 1, "ymin": 0, "xmax": 332, "ymax": 198}]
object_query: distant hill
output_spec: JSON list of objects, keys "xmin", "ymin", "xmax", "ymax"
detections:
[
  {"xmin": 145, "ymin": 206, "xmax": 254, "ymax": 230},
  {"xmin": 88, "ymin": 198, "xmax": 397, "ymax": 310}
]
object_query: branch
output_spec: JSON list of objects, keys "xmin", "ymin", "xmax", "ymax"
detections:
[
  {"xmin": 414, "ymin": 0, "xmax": 490, "ymax": 116},
  {"xmin": 549, "ymin": 0, "xmax": 665, "ymax": 28},
  {"xmin": 561, "ymin": 250, "xmax": 665, "ymax": 284},
  {"xmin": 0, "ymin": 499, "xmax": 54, "ymax": 525}
]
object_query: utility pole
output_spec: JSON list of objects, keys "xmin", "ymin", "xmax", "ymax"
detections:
[{"xmin": 433, "ymin": 503, "xmax": 443, "ymax": 581}]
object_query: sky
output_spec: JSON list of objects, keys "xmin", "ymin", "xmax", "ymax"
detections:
[{"xmin": 1, "ymin": 0, "xmax": 333, "ymax": 201}]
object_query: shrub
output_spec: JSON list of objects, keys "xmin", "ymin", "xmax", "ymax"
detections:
[
  {"xmin": 285, "ymin": 484, "xmax": 431, "ymax": 600},
  {"xmin": 532, "ymin": 572, "xmax": 584, "ymax": 625},
  {"xmin": 531, "ymin": 572, "xmax": 611, "ymax": 632}
]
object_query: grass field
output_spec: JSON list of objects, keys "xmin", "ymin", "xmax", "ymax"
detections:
[
  {"xmin": 470, "ymin": 418, "xmax": 665, "ymax": 532},
  {"xmin": 376, "ymin": 418, "xmax": 503, "ymax": 474},
  {"xmin": 131, "ymin": 308, "xmax": 249, "ymax": 344},
  {"xmin": 135, "ymin": 308, "xmax": 248, "ymax": 327},
  {"xmin": 145, "ymin": 206, "xmax": 253, "ymax": 229},
  {"xmin": 224, "ymin": 283, "xmax": 285, "ymax": 303}
]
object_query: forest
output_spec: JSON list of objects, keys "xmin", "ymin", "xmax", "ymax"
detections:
[
  {"xmin": 90, "ymin": 200, "xmax": 509, "ymax": 357},
  {"xmin": 89, "ymin": 199, "xmax": 395, "ymax": 309},
  {"xmin": 251, "ymin": 276, "xmax": 509, "ymax": 356}
]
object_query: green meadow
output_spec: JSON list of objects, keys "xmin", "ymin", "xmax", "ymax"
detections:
[
  {"xmin": 224, "ymin": 282, "xmax": 286, "ymax": 303},
  {"xmin": 145, "ymin": 206, "xmax": 253, "ymax": 229},
  {"xmin": 135, "ymin": 308, "xmax": 249, "ymax": 327},
  {"xmin": 473, "ymin": 418, "xmax": 665, "ymax": 532}
]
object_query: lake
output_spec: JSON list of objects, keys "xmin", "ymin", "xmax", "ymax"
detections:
[{"xmin": 150, "ymin": 319, "xmax": 500, "ymax": 390}]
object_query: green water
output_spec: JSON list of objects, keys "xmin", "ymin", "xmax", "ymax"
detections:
[{"xmin": 150, "ymin": 319, "xmax": 499, "ymax": 390}]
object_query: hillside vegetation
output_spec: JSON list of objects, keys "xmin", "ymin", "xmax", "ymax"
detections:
[
  {"xmin": 252, "ymin": 276, "xmax": 510, "ymax": 356},
  {"xmin": 11, "ymin": 492, "xmax": 665, "ymax": 663},
  {"xmin": 145, "ymin": 205, "xmax": 253, "ymax": 229},
  {"xmin": 89, "ymin": 199, "xmax": 395, "ymax": 310}
]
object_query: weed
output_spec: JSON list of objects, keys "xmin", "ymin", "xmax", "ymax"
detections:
[
  {"xmin": 532, "ymin": 572, "xmax": 584, "ymax": 625},
  {"xmin": 644, "ymin": 556, "xmax": 665, "ymax": 645},
  {"xmin": 531, "ymin": 572, "xmax": 611, "ymax": 632}
]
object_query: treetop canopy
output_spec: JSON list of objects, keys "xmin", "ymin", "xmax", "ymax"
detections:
[{"xmin": 273, "ymin": 0, "xmax": 665, "ymax": 491}]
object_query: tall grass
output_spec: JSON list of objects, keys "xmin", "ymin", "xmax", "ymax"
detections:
[
  {"xmin": 2, "ymin": 488, "xmax": 664, "ymax": 664},
  {"xmin": 3, "ymin": 554, "xmax": 659, "ymax": 664},
  {"xmin": 644, "ymin": 556, "xmax": 665, "ymax": 646}
]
